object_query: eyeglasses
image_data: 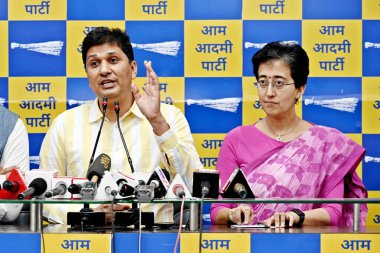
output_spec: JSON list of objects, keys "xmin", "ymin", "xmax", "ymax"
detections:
[{"xmin": 255, "ymin": 79, "xmax": 295, "ymax": 90}]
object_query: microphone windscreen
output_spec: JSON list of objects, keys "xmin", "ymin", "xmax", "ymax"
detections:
[
  {"xmin": 119, "ymin": 183, "xmax": 135, "ymax": 197},
  {"xmin": 86, "ymin": 153, "xmax": 111, "ymax": 181},
  {"xmin": 29, "ymin": 178, "xmax": 48, "ymax": 196},
  {"xmin": 0, "ymin": 169, "xmax": 28, "ymax": 199},
  {"xmin": 3, "ymin": 180, "xmax": 20, "ymax": 192},
  {"xmin": 68, "ymin": 184, "xmax": 82, "ymax": 194},
  {"xmin": 102, "ymin": 96, "xmax": 108, "ymax": 110},
  {"xmin": 221, "ymin": 168, "xmax": 255, "ymax": 199},
  {"xmin": 234, "ymin": 183, "xmax": 247, "ymax": 198},
  {"xmin": 146, "ymin": 169, "xmax": 170, "ymax": 199},
  {"xmin": 192, "ymin": 170, "xmax": 219, "ymax": 198}
]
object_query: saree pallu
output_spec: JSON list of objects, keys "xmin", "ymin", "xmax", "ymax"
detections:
[{"xmin": 243, "ymin": 125, "xmax": 367, "ymax": 226}]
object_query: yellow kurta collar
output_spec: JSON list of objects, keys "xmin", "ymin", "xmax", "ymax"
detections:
[{"xmin": 89, "ymin": 98, "xmax": 145, "ymax": 123}]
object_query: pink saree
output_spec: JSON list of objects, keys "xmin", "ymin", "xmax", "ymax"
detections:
[{"xmin": 210, "ymin": 124, "xmax": 368, "ymax": 226}]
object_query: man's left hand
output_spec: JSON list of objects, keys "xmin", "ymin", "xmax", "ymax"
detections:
[{"xmin": 131, "ymin": 60, "xmax": 169, "ymax": 136}]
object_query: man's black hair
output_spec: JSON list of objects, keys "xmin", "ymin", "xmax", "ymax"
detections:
[{"xmin": 82, "ymin": 27, "xmax": 134, "ymax": 66}]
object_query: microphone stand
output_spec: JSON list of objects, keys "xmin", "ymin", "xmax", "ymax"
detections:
[
  {"xmin": 68, "ymin": 97, "xmax": 108, "ymax": 230},
  {"xmin": 114, "ymin": 101, "xmax": 135, "ymax": 173},
  {"xmin": 30, "ymin": 197, "xmax": 43, "ymax": 232},
  {"xmin": 112, "ymin": 102, "xmax": 153, "ymax": 229},
  {"xmin": 88, "ymin": 96, "xmax": 108, "ymax": 166}
]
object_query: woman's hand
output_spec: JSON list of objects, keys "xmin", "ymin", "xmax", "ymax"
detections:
[
  {"xmin": 262, "ymin": 211, "xmax": 300, "ymax": 228},
  {"xmin": 227, "ymin": 205, "xmax": 254, "ymax": 225}
]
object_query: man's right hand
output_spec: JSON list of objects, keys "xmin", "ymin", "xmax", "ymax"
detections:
[{"xmin": 94, "ymin": 204, "xmax": 130, "ymax": 224}]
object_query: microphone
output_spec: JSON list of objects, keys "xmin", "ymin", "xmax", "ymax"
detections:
[
  {"xmin": 105, "ymin": 186, "xmax": 117, "ymax": 197},
  {"xmin": 111, "ymin": 170, "xmax": 138, "ymax": 197},
  {"xmin": 3, "ymin": 180, "xmax": 20, "ymax": 193},
  {"xmin": 67, "ymin": 178, "xmax": 88, "ymax": 199},
  {"xmin": 81, "ymin": 153, "xmax": 111, "ymax": 200},
  {"xmin": 88, "ymin": 96, "xmax": 108, "ymax": 167},
  {"xmin": 135, "ymin": 168, "xmax": 171, "ymax": 201},
  {"xmin": 192, "ymin": 170, "xmax": 219, "ymax": 198},
  {"xmin": 0, "ymin": 171, "xmax": 27, "ymax": 222},
  {"xmin": 135, "ymin": 183, "xmax": 155, "ymax": 202},
  {"xmin": 146, "ymin": 168, "xmax": 171, "ymax": 199},
  {"xmin": 117, "ymin": 179, "xmax": 135, "ymax": 197},
  {"xmin": 24, "ymin": 169, "xmax": 56, "ymax": 188},
  {"xmin": 17, "ymin": 178, "xmax": 48, "ymax": 199},
  {"xmin": 87, "ymin": 153, "xmax": 111, "ymax": 182},
  {"xmin": 165, "ymin": 174, "xmax": 192, "ymax": 199},
  {"xmin": 44, "ymin": 181, "xmax": 67, "ymax": 198},
  {"xmin": 201, "ymin": 181, "xmax": 210, "ymax": 196},
  {"xmin": 173, "ymin": 184, "xmax": 185, "ymax": 198},
  {"xmin": 68, "ymin": 183, "xmax": 82, "ymax": 194},
  {"xmin": 0, "ymin": 169, "xmax": 28, "ymax": 199},
  {"xmin": 233, "ymin": 183, "xmax": 247, "ymax": 198},
  {"xmin": 94, "ymin": 171, "xmax": 119, "ymax": 200},
  {"xmin": 114, "ymin": 100, "xmax": 135, "ymax": 173},
  {"xmin": 221, "ymin": 168, "xmax": 255, "ymax": 199}
]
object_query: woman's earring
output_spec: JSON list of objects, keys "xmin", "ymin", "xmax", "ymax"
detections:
[{"xmin": 295, "ymin": 96, "xmax": 300, "ymax": 104}]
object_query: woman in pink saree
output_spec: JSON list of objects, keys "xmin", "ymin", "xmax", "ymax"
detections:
[{"xmin": 210, "ymin": 42, "xmax": 367, "ymax": 227}]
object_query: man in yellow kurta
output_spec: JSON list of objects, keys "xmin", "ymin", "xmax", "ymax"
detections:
[{"xmin": 40, "ymin": 27, "xmax": 203, "ymax": 224}]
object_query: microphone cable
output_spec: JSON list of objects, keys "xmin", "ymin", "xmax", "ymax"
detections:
[
  {"xmin": 111, "ymin": 194, "xmax": 117, "ymax": 253},
  {"xmin": 114, "ymin": 101, "xmax": 135, "ymax": 173},
  {"xmin": 199, "ymin": 190, "xmax": 208, "ymax": 253},
  {"xmin": 138, "ymin": 202, "xmax": 142, "ymax": 253},
  {"xmin": 41, "ymin": 218, "xmax": 46, "ymax": 253},
  {"xmin": 89, "ymin": 96, "xmax": 108, "ymax": 167},
  {"xmin": 173, "ymin": 196, "xmax": 185, "ymax": 253}
]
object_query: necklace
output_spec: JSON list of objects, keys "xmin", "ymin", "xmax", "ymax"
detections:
[{"xmin": 264, "ymin": 117, "xmax": 299, "ymax": 141}]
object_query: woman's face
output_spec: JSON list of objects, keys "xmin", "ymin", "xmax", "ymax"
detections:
[{"xmin": 256, "ymin": 60, "xmax": 305, "ymax": 118}]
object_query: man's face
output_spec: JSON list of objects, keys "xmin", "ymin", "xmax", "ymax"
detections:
[{"xmin": 85, "ymin": 42, "xmax": 137, "ymax": 102}]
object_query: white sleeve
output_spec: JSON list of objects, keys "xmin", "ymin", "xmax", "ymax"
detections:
[
  {"xmin": 0, "ymin": 204, "xmax": 6, "ymax": 220},
  {"xmin": 0, "ymin": 204, "xmax": 23, "ymax": 222},
  {"xmin": 0, "ymin": 119, "xmax": 30, "ymax": 172}
]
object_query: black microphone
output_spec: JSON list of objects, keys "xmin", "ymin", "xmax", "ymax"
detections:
[
  {"xmin": 17, "ymin": 178, "xmax": 47, "ymax": 200},
  {"xmin": 116, "ymin": 179, "xmax": 135, "ymax": 197},
  {"xmin": 3, "ymin": 180, "xmax": 20, "ymax": 193},
  {"xmin": 233, "ymin": 183, "xmax": 247, "ymax": 198},
  {"xmin": 201, "ymin": 180, "xmax": 210, "ymax": 196},
  {"xmin": 68, "ymin": 183, "xmax": 83, "ymax": 194},
  {"xmin": 45, "ymin": 181, "xmax": 67, "ymax": 198},
  {"xmin": 88, "ymin": 96, "xmax": 108, "ymax": 167},
  {"xmin": 81, "ymin": 153, "xmax": 111, "ymax": 200},
  {"xmin": 221, "ymin": 168, "xmax": 255, "ymax": 199},
  {"xmin": 87, "ymin": 153, "xmax": 111, "ymax": 182},
  {"xmin": 192, "ymin": 170, "xmax": 219, "ymax": 198},
  {"xmin": 147, "ymin": 169, "xmax": 171, "ymax": 199},
  {"xmin": 114, "ymin": 100, "xmax": 135, "ymax": 173}
]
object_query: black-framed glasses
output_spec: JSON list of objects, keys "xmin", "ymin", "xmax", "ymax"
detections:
[{"xmin": 255, "ymin": 79, "xmax": 295, "ymax": 90}]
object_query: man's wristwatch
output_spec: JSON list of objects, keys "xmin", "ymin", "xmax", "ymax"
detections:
[{"xmin": 291, "ymin": 209, "xmax": 305, "ymax": 227}]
